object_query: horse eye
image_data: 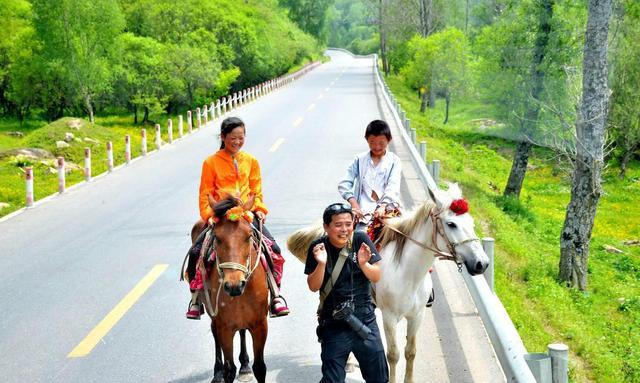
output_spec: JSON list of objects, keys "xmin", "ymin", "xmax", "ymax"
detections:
[{"xmin": 446, "ymin": 222, "xmax": 457, "ymax": 229}]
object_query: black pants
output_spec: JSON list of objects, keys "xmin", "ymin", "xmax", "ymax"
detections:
[
  {"xmin": 318, "ymin": 315, "xmax": 389, "ymax": 383},
  {"xmin": 186, "ymin": 221, "xmax": 280, "ymax": 282}
]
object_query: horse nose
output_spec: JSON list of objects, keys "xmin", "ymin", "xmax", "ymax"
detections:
[
  {"xmin": 223, "ymin": 280, "xmax": 246, "ymax": 297},
  {"xmin": 475, "ymin": 260, "xmax": 488, "ymax": 274}
]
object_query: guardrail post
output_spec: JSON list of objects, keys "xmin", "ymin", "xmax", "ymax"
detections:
[
  {"xmin": 57, "ymin": 157, "xmax": 65, "ymax": 193},
  {"xmin": 84, "ymin": 147, "xmax": 91, "ymax": 181},
  {"xmin": 410, "ymin": 128, "xmax": 417, "ymax": 146},
  {"xmin": 216, "ymin": 99, "xmax": 221, "ymax": 118},
  {"xmin": 167, "ymin": 119, "xmax": 173, "ymax": 144},
  {"xmin": 178, "ymin": 115, "xmax": 183, "ymax": 138},
  {"xmin": 196, "ymin": 107, "xmax": 201, "ymax": 129},
  {"xmin": 125, "ymin": 135, "xmax": 131, "ymax": 164},
  {"xmin": 524, "ymin": 353, "xmax": 552, "ymax": 383},
  {"xmin": 106, "ymin": 141, "xmax": 114, "ymax": 172},
  {"xmin": 548, "ymin": 344, "xmax": 569, "ymax": 383},
  {"xmin": 203, "ymin": 105, "xmax": 208, "ymax": 125},
  {"xmin": 187, "ymin": 110, "xmax": 193, "ymax": 133},
  {"xmin": 210, "ymin": 102, "xmax": 215, "ymax": 119},
  {"xmin": 25, "ymin": 166, "xmax": 34, "ymax": 207},
  {"xmin": 420, "ymin": 141, "xmax": 427, "ymax": 162},
  {"xmin": 141, "ymin": 129, "xmax": 147, "ymax": 156},
  {"xmin": 431, "ymin": 159, "xmax": 440, "ymax": 184},
  {"xmin": 482, "ymin": 238, "xmax": 495, "ymax": 292},
  {"xmin": 155, "ymin": 124, "xmax": 162, "ymax": 149}
]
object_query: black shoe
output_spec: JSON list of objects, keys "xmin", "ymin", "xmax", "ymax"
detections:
[{"xmin": 426, "ymin": 288, "xmax": 435, "ymax": 308}]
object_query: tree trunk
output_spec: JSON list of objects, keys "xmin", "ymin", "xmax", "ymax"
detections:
[
  {"xmin": 618, "ymin": 145, "xmax": 636, "ymax": 179},
  {"xmin": 559, "ymin": 0, "xmax": 612, "ymax": 290},
  {"xmin": 143, "ymin": 106, "xmax": 149, "ymax": 124},
  {"xmin": 134, "ymin": 105, "xmax": 138, "ymax": 124},
  {"xmin": 428, "ymin": 84, "xmax": 436, "ymax": 109},
  {"xmin": 503, "ymin": 0, "xmax": 553, "ymax": 197},
  {"xmin": 419, "ymin": 0, "xmax": 433, "ymax": 38},
  {"xmin": 504, "ymin": 140, "xmax": 533, "ymax": 197},
  {"xmin": 443, "ymin": 91, "xmax": 450, "ymax": 124},
  {"xmin": 420, "ymin": 88, "xmax": 429, "ymax": 113},
  {"xmin": 83, "ymin": 93, "xmax": 94, "ymax": 124},
  {"xmin": 379, "ymin": 0, "xmax": 390, "ymax": 76}
]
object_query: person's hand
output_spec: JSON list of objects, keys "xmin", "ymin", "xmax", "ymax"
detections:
[
  {"xmin": 353, "ymin": 208, "xmax": 364, "ymax": 221},
  {"xmin": 255, "ymin": 210, "xmax": 266, "ymax": 222},
  {"xmin": 313, "ymin": 243, "xmax": 327, "ymax": 265},
  {"xmin": 357, "ymin": 243, "xmax": 372, "ymax": 266},
  {"xmin": 373, "ymin": 205, "xmax": 386, "ymax": 218}
]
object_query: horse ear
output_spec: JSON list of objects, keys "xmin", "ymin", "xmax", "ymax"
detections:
[
  {"xmin": 207, "ymin": 193, "xmax": 217, "ymax": 208},
  {"xmin": 242, "ymin": 194, "xmax": 256, "ymax": 211},
  {"xmin": 428, "ymin": 186, "xmax": 447, "ymax": 211},
  {"xmin": 447, "ymin": 182, "xmax": 463, "ymax": 200}
]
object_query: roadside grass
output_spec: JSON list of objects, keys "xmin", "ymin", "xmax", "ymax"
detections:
[
  {"xmin": 386, "ymin": 75, "xmax": 640, "ymax": 383},
  {"xmin": 0, "ymin": 114, "xmax": 189, "ymax": 217}
]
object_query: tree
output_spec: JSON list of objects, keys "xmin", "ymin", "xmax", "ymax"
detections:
[
  {"xmin": 503, "ymin": 0, "xmax": 554, "ymax": 197},
  {"xmin": 559, "ymin": 0, "xmax": 612, "ymax": 290},
  {"xmin": 278, "ymin": 0, "xmax": 334, "ymax": 42},
  {"xmin": 31, "ymin": 0, "xmax": 125, "ymax": 123},
  {"xmin": 608, "ymin": 0, "xmax": 640, "ymax": 178}
]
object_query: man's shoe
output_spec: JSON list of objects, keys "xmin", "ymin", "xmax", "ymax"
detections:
[
  {"xmin": 186, "ymin": 302, "xmax": 204, "ymax": 320},
  {"xmin": 426, "ymin": 288, "xmax": 435, "ymax": 308},
  {"xmin": 269, "ymin": 296, "xmax": 290, "ymax": 317}
]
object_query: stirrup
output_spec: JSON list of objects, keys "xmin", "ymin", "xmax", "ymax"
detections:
[
  {"xmin": 269, "ymin": 296, "xmax": 290, "ymax": 318},
  {"xmin": 186, "ymin": 302, "xmax": 204, "ymax": 320}
]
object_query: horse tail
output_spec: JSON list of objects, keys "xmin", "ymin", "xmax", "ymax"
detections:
[{"xmin": 286, "ymin": 223, "xmax": 324, "ymax": 263}]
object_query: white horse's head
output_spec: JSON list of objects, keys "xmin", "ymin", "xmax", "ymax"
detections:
[{"xmin": 430, "ymin": 183, "xmax": 489, "ymax": 276}]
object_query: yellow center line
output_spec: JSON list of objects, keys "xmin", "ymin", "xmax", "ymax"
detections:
[
  {"xmin": 307, "ymin": 103, "xmax": 316, "ymax": 112},
  {"xmin": 317, "ymin": 94, "xmax": 324, "ymax": 100},
  {"xmin": 293, "ymin": 117, "xmax": 304, "ymax": 128},
  {"xmin": 269, "ymin": 138, "xmax": 285, "ymax": 152},
  {"xmin": 68, "ymin": 264, "xmax": 169, "ymax": 358}
]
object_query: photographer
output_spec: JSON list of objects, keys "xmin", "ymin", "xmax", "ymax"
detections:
[{"xmin": 305, "ymin": 203, "xmax": 389, "ymax": 383}]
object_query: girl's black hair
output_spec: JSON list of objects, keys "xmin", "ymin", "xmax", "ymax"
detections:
[
  {"xmin": 364, "ymin": 119, "xmax": 392, "ymax": 141},
  {"xmin": 219, "ymin": 117, "xmax": 245, "ymax": 149}
]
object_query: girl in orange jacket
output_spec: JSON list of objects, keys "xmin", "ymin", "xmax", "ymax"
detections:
[{"xmin": 186, "ymin": 116, "xmax": 290, "ymax": 319}]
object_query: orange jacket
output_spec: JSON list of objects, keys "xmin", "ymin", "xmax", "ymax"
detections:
[{"xmin": 198, "ymin": 150, "xmax": 268, "ymax": 221}]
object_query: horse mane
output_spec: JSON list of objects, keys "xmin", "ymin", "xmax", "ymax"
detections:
[
  {"xmin": 213, "ymin": 196, "xmax": 242, "ymax": 221},
  {"xmin": 377, "ymin": 200, "xmax": 436, "ymax": 262},
  {"xmin": 286, "ymin": 222, "xmax": 324, "ymax": 263}
]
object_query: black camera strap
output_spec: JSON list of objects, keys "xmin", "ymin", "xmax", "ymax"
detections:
[{"xmin": 317, "ymin": 236, "xmax": 352, "ymax": 314}]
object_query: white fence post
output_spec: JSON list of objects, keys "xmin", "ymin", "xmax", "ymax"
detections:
[
  {"xmin": 155, "ymin": 124, "xmax": 162, "ymax": 149},
  {"xmin": 167, "ymin": 119, "xmax": 173, "ymax": 143},
  {"xmin": 57, "ymin": 157, "xmax": 65, "ymax": 193},
  {"xmin": 141, "ymin": 129, "xmax": 147, "ymax": 156},
  {"xmin": 222, "ymin": 97, "xmax": 227, "ymax": 114},
  {"xmin": 187, "ymin": 110, "xmax": 193, "ymax": 133},
  {"xmin": 203, "ymin": 105, "xmax": 208, "ymax": 125},
  {"xmin": 420, "ymin": 141, "xmax": 427, "ymax": 162},
  {"xmin": 196, "ymin": 107, "xmax": 202, "ymax": 129},
  {"xmin": 548, "ymin": 344, "xmax": 569, "ymax": 383},
  {"xmin": 431, "ymin": 159, "xmax": 440, "ymax": 184},
  {"xmin": 25, "ymin": 166, "xmax": 34, "ymax": 207},
  {"xmin": 106, "ymin": 141, "xmax": 114, "ymax": 172},
  {"xmin": 125, "ymin": 135, "xmax": 131, "ymax": 164},
  {"xmin": 84, "ymin": 147, "xmax": 91, "ymax": 181},
  {"xmin": 482, "ymin": 238, "xmax": 495, "ymax": 292}
]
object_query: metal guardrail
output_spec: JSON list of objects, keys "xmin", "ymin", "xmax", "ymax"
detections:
[{"xmin": 366, "ymin": 50, "xmax": 540, "ymax": 383}]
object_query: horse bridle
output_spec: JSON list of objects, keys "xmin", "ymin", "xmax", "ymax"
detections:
[{"xmin": 382, "ymin": 207, "xmax": 480, "ymax": 272}]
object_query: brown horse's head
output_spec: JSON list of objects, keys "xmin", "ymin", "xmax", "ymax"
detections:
[{"xmin": 210, "ymin": 194, "xmax": 256, "ymax": 297}]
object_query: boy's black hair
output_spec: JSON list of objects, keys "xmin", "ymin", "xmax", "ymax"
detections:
[
  {"xmin": 365, "ymin": 119, "xmax": 392, "ymax": 141},
  {"xmin": 220, "ymin": 117, "xmax": 245, "ymax": 149}
]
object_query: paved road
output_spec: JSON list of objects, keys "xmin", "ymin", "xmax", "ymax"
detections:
[{"xmin": 0, "ymin": 50, "xmax": 505, "ymax": 382}]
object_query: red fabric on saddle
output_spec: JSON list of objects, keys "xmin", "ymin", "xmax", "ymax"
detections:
[{"xmin": 261, "ymin": 236, "xmax": 284, "ymax": 286}]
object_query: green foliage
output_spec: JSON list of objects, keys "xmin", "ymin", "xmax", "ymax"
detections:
[
  {"xmin": 327, "ymin": 0, "xmax": 377, "ymax": 53},
  {"xmin": 278, "ymin": 0, "xmax": 334, "ymax": 42},
  {"xmin": 385, "ymin": 72, "xmax": 640, "ymax": 382}
]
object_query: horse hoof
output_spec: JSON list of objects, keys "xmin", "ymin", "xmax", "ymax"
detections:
[{"xmin": 237, "ymin": 372, "xmax": 254, "ymax": 382}]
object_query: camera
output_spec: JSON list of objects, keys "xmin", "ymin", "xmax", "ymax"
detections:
[{"xmin": 332, "ymin": 300, "xmax": 372, "ymax": 340}]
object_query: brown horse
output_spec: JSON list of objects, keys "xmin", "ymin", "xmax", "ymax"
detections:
[{"xmin": 191, "ymin": 195, "xmax": 269, "ymax": 383}]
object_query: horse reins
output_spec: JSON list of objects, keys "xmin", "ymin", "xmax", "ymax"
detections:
[{"xmin": 381, "ymin": 207, "xmax": 480, "ymax": 272}]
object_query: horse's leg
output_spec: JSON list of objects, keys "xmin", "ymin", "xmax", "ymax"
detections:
[
  {"xmin": 404, "ymin": 311, "xmax": 424, "ymax": 383},
  {"xmin": 210, "ymin": 322, "xmax": 224, "ymax": 383},
  {"xmin": 218, "ymin": 328, "xmax": 237, "ymax": 383},
  {"xmin": 237, "ymin": 329, "xmax": 253, "ymax": 382},
  {"xmin": 382, "ymin": 312, "xmax": 400, "ymax": 383},
  {"xmin": 249, "ymin": 319, "xmax": 268, "ymax": 383}
]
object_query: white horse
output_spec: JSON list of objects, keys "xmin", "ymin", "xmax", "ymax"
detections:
[
  {"xmin": 373, "ymin": 183, "xmax": 489, "ymax": 383},
  {"xmin": 286, "ymin": 183, "xmax": 489, "ymax": 383}
]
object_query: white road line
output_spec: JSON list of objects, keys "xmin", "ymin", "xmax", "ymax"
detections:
[
  {"xmin": 293, "ymin": 117, "xmax": 303, "ymax": 128},
  {"xmin": 269, "ymin": 138, "xmax": 285, "ymax": 152},
  {"xmin": 307, "ymin": 104, "xmax": 316, "ymax": 112}
]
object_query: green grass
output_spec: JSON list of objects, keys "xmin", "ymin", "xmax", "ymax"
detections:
[
  {"xmin": 0, "ymin": 113, "xmax": 189, "ymax": 216},
  {"xmin": 385, "ymin": 75, "xmax": 640, "ymax": 382}
]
